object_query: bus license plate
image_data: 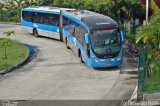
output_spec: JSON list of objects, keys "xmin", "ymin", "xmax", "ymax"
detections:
[{"xmin": 106, "ymin": 64, "xmax": 112, "ymax": 67}]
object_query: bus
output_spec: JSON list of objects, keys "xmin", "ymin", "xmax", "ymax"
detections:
[{"xmin": 21, "ymin": 6, "xmax": 125, "ymax": 68}]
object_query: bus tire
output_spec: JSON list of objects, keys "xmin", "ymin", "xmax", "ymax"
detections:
[
  {"xmin": 65, "ymin": 38, "xmax": 70, "ymax": 49},
  {"xmin": 80, "ymin": 51, "xmax": 84, "ymax": 63},
  {"xmin": 33, "ymin": 29, "xmax": 39, "ymax": 37}
]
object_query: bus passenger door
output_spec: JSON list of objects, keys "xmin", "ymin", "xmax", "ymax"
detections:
[
  {"xmin": 68, "ymin": 25, "xmax": 79, "ymax": 55},
  {"xmin": 48, "ymin": 14, "xmax": 60, "ymax": 40}
]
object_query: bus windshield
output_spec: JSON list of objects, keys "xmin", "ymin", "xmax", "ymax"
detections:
[{"xmin": 91, "ymin": 29, "xmax": 121, "ymax": 58}]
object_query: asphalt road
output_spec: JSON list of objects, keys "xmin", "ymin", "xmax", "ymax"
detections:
[{"xmin": 0, "ymin": 24, "xmax": 120, "ymax": 100}]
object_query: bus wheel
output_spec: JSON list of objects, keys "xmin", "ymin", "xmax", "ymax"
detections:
[
  {"xmin": 65, "ymin": 38, "xmax": 70, "ymax": 49},
  {"xmin": 80, "ymin": 52, "xmax": 84, "ymax": 63},
  {"xmin": 33, "ymin": 29, "xmax": 39, "ymax": 37}
]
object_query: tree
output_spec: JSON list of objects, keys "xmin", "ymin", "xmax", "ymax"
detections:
[
  {"xmin": 1, "ymin": 30, "xmax": 15, "ymax": 59},
  {"xmin": 34, "ymin": 0, "xmax": 44, "ymax": 6},
  {"xmin": 3, "ymin": 30, "xmax": 15, "ymax": 46},
  {"xmin": 136, "ymin": 9, "xmax": 160, "ymax": 74},
  {"xmin": 25, "ymin": 0, "xmax": 39, "ymax": 6},
  {"xmin": 7, "ymin": 0, "xmax": 26, "ymax": 21},
  {"xmin": 150, "ymin": 0, "xmax": 159, "ymax": 14},
  {"xmin": 6, "ymin": 0, "xmax": 17, "ymax": 10},
  {"xmin": 0, "ymin": 2, "xmax": 6, "ymax": 20},
  {"xmin": 136, "ymin": 13, "xmax": 160, "ymax": 49},
  {"xmin": 2, "ymin": 39, "xmax": 11, "ymax": 59},
  {"xmin": 35, "ymin": 0, "xmax": 52, "ymax": 6}
]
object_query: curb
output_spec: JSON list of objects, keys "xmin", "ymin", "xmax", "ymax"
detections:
[
  {"xmin": 0, "ymin": 22, "xmax": 21, "ymax": 25},
  {"xmin": 120, "ymin": 40, "xmax": 139, "ymax": 102},
  {"xmin": 120, "ymin": 70, "xmax": 138, "ymax": 74},
  {"xmin": 0, "ymin": 44, "xmax": 35, "ymax": 74},
  {"xmin": 129, "ymin": 85, "xmax": 138, "ymax": 101}
]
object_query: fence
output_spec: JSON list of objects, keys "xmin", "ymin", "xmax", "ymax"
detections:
[
  {"xmin": 137, "ymin": 47, "xmax": 148, "ymax": 101},
  {"xmin": 144, "ymin": 56, "xmax": 160, "ymax": 93}
]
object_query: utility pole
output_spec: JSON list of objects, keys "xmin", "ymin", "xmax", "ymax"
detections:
[{"xmin": 146, "ymin": 0, "xmax": 149, "ymax": 23}]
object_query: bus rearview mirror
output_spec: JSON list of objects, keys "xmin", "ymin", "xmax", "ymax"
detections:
[
  {"xmin": 120, "ymin": 31, "xmax": 125, "ymax": 43},
  {"xmin": 85, "ymin": 34, "xmax": 89, "ymax": 44}
]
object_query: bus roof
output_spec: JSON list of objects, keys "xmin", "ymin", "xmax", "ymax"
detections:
[
  {"xmin": 22, "ymin": 6, "xmax": 115, "ymax": 20},
  {"xmin": 63, "ymin": 8, "xmax": 118, "ymax": 30},
  {"xmin": 82, "ymin": 16, "xmax": 118, "ymax": 31},
  {"xmin": 22, "ymin": 6, "xmax": 118, "ymax": 30},
  {"xmin": 22, "ymin": 6, "xmax": 61, "ymax": 12}
]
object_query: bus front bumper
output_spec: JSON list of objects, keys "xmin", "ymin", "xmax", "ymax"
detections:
[{"xmin": 91, "ymin": 59, "xmax": 123, "ymax": 68}]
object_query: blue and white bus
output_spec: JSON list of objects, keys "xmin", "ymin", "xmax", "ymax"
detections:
[{"xmin": 21, "ymin": 6, "xmax": 125, "ymax": 68}]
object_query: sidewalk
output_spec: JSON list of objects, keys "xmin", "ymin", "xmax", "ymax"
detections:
[{"xmin": 97, "ymin": 42, "xmax": 139, "ymax": 106}]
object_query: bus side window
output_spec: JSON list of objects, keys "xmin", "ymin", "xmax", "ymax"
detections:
[
  {"xmin": 22, "ymin": 11, "xmax": 32, "ymax": 22},
  {"xmin": 48, "ymin": 14, "xmax": 59, "ymax": 26},
  {"xmin": 33, "ymin": 12, "xmax": 38, "ymax": 23},
  {"xmin": 33, "ymin": 12, "xmax": 43, "ymax": 24},
  {"xmin": 64, "ymin": 18, "xmax": 76, "ymax": 36},
  {"xmin": 63, "ymin": 16, "xmax": 71, "ymax": 26},
  {"xmin": 68, "ymin": 25, "xmax": 75, "ymax": 36},
  {"xmin": 75, "ymin": 25, "xmax": 89, "ymax": 57},
  {"xmin": 75, "ymin": 25, "xmax": 87, "ymax": 46},
  {"xmin": 48, "ymin": 16, "xmax": 54, "ymax": 25}
]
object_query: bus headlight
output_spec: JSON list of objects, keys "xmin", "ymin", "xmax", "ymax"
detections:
[{"xmin": 92, "ymin": 56, "xmax": 98, "ymax": 62}]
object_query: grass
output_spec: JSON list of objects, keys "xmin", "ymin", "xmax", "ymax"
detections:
[
  {"xmin": 144, "ymin": 66, "xmax": 160, "ymax": 93},
  {"xmin": 0, "ymin": 38, "xmax": 29, "ymax": 72}
]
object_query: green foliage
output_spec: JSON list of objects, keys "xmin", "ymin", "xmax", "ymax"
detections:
[
  {"xmin": 58, "ymin": 0, "xmax": 144, "ymax": 20},
  {"xmin": 0, "ymin": 39, "xmax": 29, "ymax": 71},
  {"xmin": 144, "ymin": 60, "xmax": 160, "ymax": 93},
  {"xmin": 136, "ymin": 8, "xmax": 160, "ymax": 93},
  {"xmin": 136, "ymin": 11, "xmax": 160, "ymax": 49},
  {"xmin": 3, "ymin": 30, "xmax": 15, "ymax": 38},
  {"xmin": 151, "ymin": 0, "xmax": 159, "ymax": 14},
  {"xmin": 1, "ymin": 30, "xmax": 15, "ymax": 59},
  {"xmin": 3, "ymin": 30, "xmax": 15, "ymax": 46},
  {"xmin": 2, "ymin": 38, "xmax": 10, "ymax": 59},
  {"xmin": 0, "ymin": 0, "xmax": 146, "ymax": 22}
]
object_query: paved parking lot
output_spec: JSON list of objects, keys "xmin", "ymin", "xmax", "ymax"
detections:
[{"xmin": 0, "ymin": 24, "xmax": 120, "ymax": 100}]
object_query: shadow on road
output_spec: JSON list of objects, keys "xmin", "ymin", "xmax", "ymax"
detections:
[{"xmin": 94, "ymin": 66, "xmax": 120, "ymax": 71}]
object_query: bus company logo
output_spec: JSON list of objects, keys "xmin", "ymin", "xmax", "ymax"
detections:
[{"xmin": 96, "ymin": 22, "xmax": 110, "ymax": 25}]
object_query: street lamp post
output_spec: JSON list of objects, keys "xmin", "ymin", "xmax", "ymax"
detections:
[{"xmin": 146, "ymin": 0, "xmax": 149, "ymax": 23}]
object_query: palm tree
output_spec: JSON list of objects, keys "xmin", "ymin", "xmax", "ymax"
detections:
[
  {"xmin": 2, "ymin": 38, "xmax": 10, "ymax": 59},
  {"xmin": 3, "ymin": 30, "xmax": 15, "ymax": 46},
  {"xmin": 136, "ymin": 10, "xmax": 160, "ymax": 75},
  {"xmin": 3, "ymin": 30, "xmax": 15, "ymax": 39},
  {"xmin": 2, "ymin": 30, "xmax": 15, "ymax": 59},
  {"xmin": 136, "ymin": 13, "xmax": 160, "ymax": 49}
]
